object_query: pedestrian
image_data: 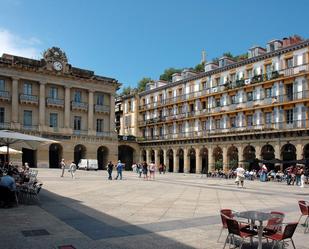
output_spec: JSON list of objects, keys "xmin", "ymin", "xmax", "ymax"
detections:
[
  {"xmin": 115, "ymin": 160, "xmax": 123, "ymax": 180},
  {"xmin": 300, "ymin": 166, "xmax": 305, "ymax": 188},
  {"xmin": 69, "ymin": 161, "xmax": 77, "ymax": 179},
  {"xmin": 60, "ymin": 159, "xmax": 66, "ymax": 177},
  {"xmin": 142, "ymin": 161, "xmax": 148, "ymax": 180},
  {"xmin": 149, "ymin": 161, "xmax": 156, "ymax": 180},
  {"xmin": 137, "ymin": 163, "xmax": 142, "ymax": 178},
  {"xmin": 107, "ymin": 161, "xmax": 114, "ymax": 180},
  {"xmin": 260, "ymin": 164, "xmax": 267, "ymax": 182},
  {"xmin": 235, "ymin": 164, "xmax": 245, "ymax": 188}
]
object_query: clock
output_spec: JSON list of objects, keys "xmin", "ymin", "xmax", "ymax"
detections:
[{"xmin": 53, "ymin": 61, "xmax": 63, "ymax": 71}]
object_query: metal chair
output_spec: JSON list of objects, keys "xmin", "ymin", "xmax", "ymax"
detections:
[
  {"xmin": 223, "ymin": 218, "xmax": 257, "ymax": 249},
  {"xmin": 298, "ymin": 200, "xmax": 309, "ymax": 233},
  {"xmin": 264, "ymin": 222, "xmax": 298, "ymax": 249},
  {"xmin": 218, "ymin": 209, "xmax": 234, "ymax": 242},
  {"xmin": 263, "ymin": 211, "xmax": 285, "ymax": 235}
]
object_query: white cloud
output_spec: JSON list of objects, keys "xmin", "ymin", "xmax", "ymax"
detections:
[{"xmin": 0, "ymin": 28, "xmax": 41, "ymax": 59}]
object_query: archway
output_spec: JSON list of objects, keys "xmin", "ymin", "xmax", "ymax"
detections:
[
  {"xmin": 303, "ymin": 144, "xmax": 309, "ymax": 168},
  {"xmin": 178, "ymin": 148, "xmax": 184, "ymax": 173},
  {"xmin": 227, "ymin": 146, "xmax": 238, "ymax": 170},
  {"xmin": 243, "ymin": 145, "xmax": 257, "ymax": 170},
  {"xmin": 261, "ymin": 144, "xmax": 275, "ymax": 170},
  {"xmin": 118, "ymin": 145, "xmax": 134, "ymax": 170},
  {"xmin": 200, "ymin": 147, "xmax": 209, "ymax": 173},
  {"xmin": 281, "ymin": 143, "xmax": 296, "ymax": 170},
  {"xmin": 158, "ymin": 149, "xmax": 164, "ymax": 164},
  {"xmin": 150, "ymin": 149, "xmax": 155, "ymax": 163},
  {"xmin": 188, "ymin": 148, "xmax": 196, "ymax": 173},
  {"xmin": 97, "ymin": 146, "xmax": 109, "ymax": 170},
  {"xmin": 141, "ymin": 149, "xmax": 146, "ymax": 162},
  {"xmin": 49, "ymin": 143, "xmax": 63, "ymax": 168},
  {"xmin": 213, "ymin": 146, "xmax": 223, "ymax": 170},
  {"xmin": 167, "ymin": 149, "xmax": 174, "ymax": 172},
  {"xmin": 22, "ymin": 148, "xmax": 37, "ymax": 168},
  {"xmin": 74, "ymin": 144, "xmax": 86, "ymax": 165}
]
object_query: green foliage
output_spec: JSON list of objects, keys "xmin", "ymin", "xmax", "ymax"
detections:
[
  {"xmin": 121, "ymin": 86, "xmax": 132, "ymax": 95},
  {"xmin": 229, "ymin": 159, "xmax": 238, "ymax": 169},
  {"xmin": 194, "ymin": 62, "xmax": 205, "ymax": 72},
  {"xmin": 215, "ymin": 159, "xmax": 223, "ymax": 170},
  {"xmin": 138, "ymin": 77, "xmax": 153, "ymax": 92},
  {"xmin": 159, "ymin": 67, "xmax": 182, "ymax": 82},
  {"xmin": 223, "ymin": 52, "xmax": 234, "ymax": 58}
]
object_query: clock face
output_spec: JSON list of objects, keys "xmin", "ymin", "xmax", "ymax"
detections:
[{"xmin": 53, "ymin": 61, "xmax": 63, "ymax": 71}]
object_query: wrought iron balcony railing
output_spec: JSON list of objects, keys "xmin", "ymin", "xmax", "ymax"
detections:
[{"xmin": 20, "ymin": 94, "xmax": 39, "ymax": 105}]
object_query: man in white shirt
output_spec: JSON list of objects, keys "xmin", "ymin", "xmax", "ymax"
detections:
[{"xmin": 235, "ymin": 164, "xmax": 245, "ymax": 188}]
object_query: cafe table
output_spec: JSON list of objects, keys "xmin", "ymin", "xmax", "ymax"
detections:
[{"xmin": 234, "ymin": 210, "xmax": 281, "ymax": 249}]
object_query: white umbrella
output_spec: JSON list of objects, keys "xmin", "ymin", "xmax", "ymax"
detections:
[
  {"xmin": 0, "ymin": 146, "xmax": 22, "ymax": 155},
  {"xmin": 0, "ymin": 130, "xmax": 58, "ymax": 162}
]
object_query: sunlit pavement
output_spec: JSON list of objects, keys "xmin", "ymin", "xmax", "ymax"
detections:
[{"xmin": 0, "ymin": 169, "xmax": 308, "ymax": 249}]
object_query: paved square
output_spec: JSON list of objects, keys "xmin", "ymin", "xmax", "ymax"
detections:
[{"xmin": 0, "ymin": 169, "xmax": 308, "ymax": 249}]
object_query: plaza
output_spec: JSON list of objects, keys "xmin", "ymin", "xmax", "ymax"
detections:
[{"xmin": 0, "ymin": 169, "xmax": 308, "ymax": 249}]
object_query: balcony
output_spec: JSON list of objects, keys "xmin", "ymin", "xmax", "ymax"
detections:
[
  {"xmin": 20, "ymin": 94, "xmax": 39, "ymax": 105},
  {"xmin": 46, "ymin": 98, "xmax": 64, "ymax": 108},
  {"xmin": 71, "ymin": 101, "xmax": 88, "ymax": 111},
  {"xmin": 96, "ymin": 131, "xmax": 111, "ymax": 137},
  {"xmin": 0, "ymin": 91, "xmax": 10, "ymax": 102},
  {"xmin": 73, "ymin": 129, "xmax": 88, "ymax": 136},
  {"xmin": 94, "ymin": 104, "xmax": 110, "ymax": 114},
  {"xmin": 21, "ymin": 124, "xmax": 38, "ymax": 131},
  {"xmin": 0, "ymin": 122, "xmax": 10, "ymax": 129}
]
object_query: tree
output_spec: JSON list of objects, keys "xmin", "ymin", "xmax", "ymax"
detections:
[
  {"xmin": 121, "ymin": 86, "xmax": 132, "ymax": 95},
  {"xmin": 159, "ymin": 68, "xmax": 182, "ymax": 82},
  {"xmin": 137, "ymin": 77, "xmax": 153, "ymax": 92},
  {"xmin": 194, "ymin": 62, "xmax": 205, "ymax": 72}
]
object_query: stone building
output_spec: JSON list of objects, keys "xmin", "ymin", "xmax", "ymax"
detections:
[
  {"xmin": 0, "ymin": 47, "xmax": 119, "ymax": 168},
  {"xmin": 120, "ymin": 35, "xmax": 309, "ymax": 173}
]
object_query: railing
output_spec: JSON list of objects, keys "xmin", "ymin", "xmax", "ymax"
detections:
[
  {"xmin": 46, "ymin": 98, "xmax": 64, "ymax": 107},
  {"xmin": 21, "ymin": 124, "xmax": 38, "ymax": 131},
  {"xmin": 20, "ymin": 94, "xmax": 39, "ymax": 104},
  {"xmin": 0, "ymin": 122, "xmax": 10, "ymax": 129},
  {"xmin": 71, "ymin": 101, "xmax": 88, "ymax": 111},
  {"xmin": 94, "ymin": 104, "xmax": 110, "ymax": 113},
  {"xmin": 142, "ymin": 119, "xmax": 309, "ymax": 141},
  {"xmin": 73, "ymin": 129, "xmax": 88, "ymax": 135},
  {"xmin": 96, "ymin": 131, "xmax": 112, "ymax": 137},
  {"xmin": 0, "ymin": 91, "xmax": 10, "ymax": 101},
  {"xmin": 138, "ymin": 63, "xmax": 309, "ymax": 111}
]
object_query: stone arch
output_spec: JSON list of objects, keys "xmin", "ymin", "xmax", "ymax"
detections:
[
  {"xmin": 141, "ymin": 149, "xmax": 146, "ymax": 162},
  {"xmin": 227, "ymin": 145, "xmax": 238, "ymax": 169},
  {"xmin": 49, "ymin": 143, "xmax": 63, "ymax": 168},
  {"xmin": 22, "ymin": 148, "xmax": 37, "ymax": 168},
  {"xmin": 158, "ymin": 149, "xmax": 164, "ymax": 164},
  {"xmin": 149, "ymin": 149, "xmax": 155, "ymax": 163},
  {"xmin": 74, "ymin": 144, "xmax": 86, "ymax": 165},
  {"xmin": 188, "ymin": 147, "xmax": 196, "ymax": 173},
  {"xmin": 177, "ymin": 148, "xmax": 184, "ymax": 173},
  {"xmin": 243, "ymin": 145, "xmax": 258, "ymax": 170},
  {"xmin": 303, "ymin": 144, "xmax": 309, "ymax": 168},
  {"xmin": 167, "ymin": 149, "xmax": 174, "ymax": 172},
  {"xmin": 213, "ymin": 146, "xmax": 223, "ymax": 170},
  {"xmin": 118, "ymin": 145, "xmax": 135, "ymax": 170},
  {"xmin": 200, "ymin": 147, "xmax": 209, "ymax": 173},
  {"xmin": 97, "ymin": 146, "xmax": 108, "ymax": 170},
  {"xmin": 281, "ymin": 143, "xmax": 296, "ymax": 170},
  {"xmin": 261, "ymin": 144, "xmax": 275, "ymax": 170}
]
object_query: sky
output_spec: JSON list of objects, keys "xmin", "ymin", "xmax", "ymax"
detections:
[{"xmin": 1, "ymin": 0, "xmax": 309, "ymax": 91}]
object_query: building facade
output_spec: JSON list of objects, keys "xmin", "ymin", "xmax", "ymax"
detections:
[
  {"xmin": 120, "ymin": 35, "xmax": 309, "ymax": 173},
  {"xmin": 0, "ymin": 47, "xmax": 119, "ymax": 168}
]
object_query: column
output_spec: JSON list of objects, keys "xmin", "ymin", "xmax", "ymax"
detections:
[
  {"xmin": 195, "ymin": 147, "xmax": 202, "ymax": 174},
  {"xmin": 173, "ymin": 149, "xmax": 179, "ymax": 173},
  {"xmin": 154, "ymin": 149, "xmax": 159, "ymax": 166},
  {"xmin": 39, "ymin": 82, "xmax": 46, "ymax": 129},
  {"xmin": 163, "ymin": 149, "xmax": 169, "ymax": 170},
  {"xmin": 146, "ymin": 149, "xmax": 151, "ymax": 163},
  {"xmin": 274, "ymin": 144, "xmax": 280, "ymax": 160},
  {"xmin": 238, "ymin": 146, "xmax": 243, "ymax": 167},
  {"xmin": 11, "ymin": 77, "xmax": 19, "ymax": 124},
  {"xmin": 110, "ymin": 93, "xmax": 115, "ymax": 135},
  {"xmin": 140, "ymin": 149, "xmax": 144, "ymax": 162},
  {"xmin": 184, "ymin": 147, "xmax": 189, "ymax": 173},
  {"xmin": 208, "ymin": 147, "xmax": 214, "ymax": 172},
  {"xmin": 223, "ymin": 146, "xmax": 228, "ymax": 172},
  {"xmin": 296, "ymin": 143, "xmax": 303, "ymax": 160},
  {"xmin": 88, "ymin": 90, "xmax": 94, "ymax": 133},
  {"xmin": 255, "ymin": 145, "xmax": 262, "ymax": 160},
  {"xmin": 64, "ymin": 86, "xmax": 71, "ymax": 128}
]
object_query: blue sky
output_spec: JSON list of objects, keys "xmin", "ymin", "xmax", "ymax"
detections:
[{"xmin": 1, "ymin": 0, "xmax": 309, "ymax": 91}]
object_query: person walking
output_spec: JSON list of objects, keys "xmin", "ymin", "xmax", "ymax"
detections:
[
  {"xmin": 137, "ymin": 163, "xmax": 142, "ymax": 178},
  {"xmin": 115, "ymin": 160, "xmax": 123, "ymax": 180},
  {"xmin": 300, "ymin": 166, "xmax": 305, "ymax": 188},
  {"xmin": 60, "ymin": 159, "xmax": 66, "ymax": 177},
  {"xmin": 142, "ymin": 161, "xmax": 148, "ymax": 180},
  {"xmin": 235, "ymin": 164, "xmax": 245, "ymax": 188},
  {"xmin": 107, "ymin": 161, "xmax": 114, "ymax": 180},
  {"xmin": 69, "ymin": 161, "xmax": 77, "ymax": 179},
  {"xmin": 149, "ymin": 161, "xmax": 156, "ymax": 180}
]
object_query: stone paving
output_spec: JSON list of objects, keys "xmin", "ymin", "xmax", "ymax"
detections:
[{"xmin": 0, "ymin": 169, "xmax": 308, "ymax": 249}]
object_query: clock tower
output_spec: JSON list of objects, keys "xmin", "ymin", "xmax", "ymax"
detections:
[{"xmin": 43, "ymin": 47, "xmax": 70, "ymax": 73}]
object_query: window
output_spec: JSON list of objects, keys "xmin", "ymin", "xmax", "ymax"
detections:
[
  {"xmin": 49, "ymin": 87, "xmax": 58, "ymax": 99},
  {"xmin": 143, "ymin": 113, "xmax": 146, "ymax": 121},
  {"xmin": 159, "ymin": 127, "xmax": 163, "ymax": 136},
  {"xmin": 230, "ymin": 73, "xmax": 236, "ymax": 82},
  {"xmin": 202, "ymin": 81, "xmax": 207, "ymax": 89},
  {"xmin": 265, "ymin": 112, "xmax": 272, "ymax": 124},
  {"xmin": 286, "ymin": 109, "xmax": 293, "ymax": 124},
  {"xmin": 178, "ymin": 123, "xmax": 183, "ymax": 133},
  {"xmin": 150, "ymin": 128, "xmax": 154, "ymax": 138},
  {"xmin": 23, "ymin": 110, "xmax": 32, "ymax": 126},
  {"xmin": 215, "ymin": 119, "xmax": 220, "ymax": 129},
  {"xmin": 124, "ymin": 116, "xmax": 131, "ymax": 127},
  {"xmin": 23, "ymin": 82, "xmax": 32, "ymax": 95},
  {"xmin": 247, "ymin": 69, "xmax": 252, "ymax": 79},
  {"xmin": 0, "ymin": 107, "xmax": 4, "ymax": 123},
  {"xmin": 202, "ymin": 101, "xmax": 206, "ymax": 110},
  {"xmin": 190, "ymin": 104, "xmax": 194, "ymax": 112},
  {"xmin": 215, "ymin": 99, "xmax": 220, "ymax": 107},
  {"xmin": 49, "ymin": 113, "xmax": 58, "ymax": 128},
  {"xmin": 128, "ymin": 101, "xmax": 131, "ymax": 112},
  {"xmin": 266, "ymin": 64, "xmax": 272, "ymax": 73},
  {"xmin": 231, "ymin": 95, "xmax": 236, "ymax": 104},
  {"xmin": 74, "ymin": 91, "xmax": 81, "ymax": 102},
  {"xmin": 96, "ymin": 119, "xmax": 104, "ymax": 132},
  {"xmin": 159, "ymin": 110, "xmax": 163, "ymax": 118},
  {"xmin": 265, "ymin": 88, "xmax": 272, "ymax": 98},
  {"xmin": 168, "ymin": 125, "xmax": 173, "ymax": 134},
  {"xmin": 247, "ymin": 92, "xmax": 253, "ymax": 101},
  {"xmin": 286, "ymin": 58, "xmax": 293, "ymax": 69},
  {"xmin": 230, "ymin": 117, "xmax": 236, "ymax": 128},
  {"xmin": 142, "ymin": 129, "xmax": 146, "ymax": 137},
  {"xmin": 286, "ymin": 84, "xmax": 293, "ymax": 101},
  {"xmin": 74, "ymin": 116, "xmax": 81, "ymax": 130},
  {"xmin": 0, "ymin": 79, "xmax": 5, "ymax": 91},
  {"xmin": 97, "ymin": 94, "xmax": 104, "ymax": 105},
  {"xmin": 247, "ymin": 115, "xmax": 253, "ymax": 126}
]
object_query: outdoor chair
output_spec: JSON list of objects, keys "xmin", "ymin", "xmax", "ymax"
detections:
[
  {"xmin": 218, "ymin": 209, "xmax": 234, "ymax": 242},
  {"xmin": 298, "ymin": 200, "xmax": 309, "ymax": 233},
  {"xmin": 264, "ymin": 222, "xmax": 298, "ymax": 249},
  {"xmin": 263, "ymin": 211, "xmax": 285, "ymax": 236},
  {"xmin": 19, "ymin": 182, "xmax": 43, "ymax": 204},
  {"xmin": 223, "ymin": 218, "xmax": 257, "ymax": 249}
]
